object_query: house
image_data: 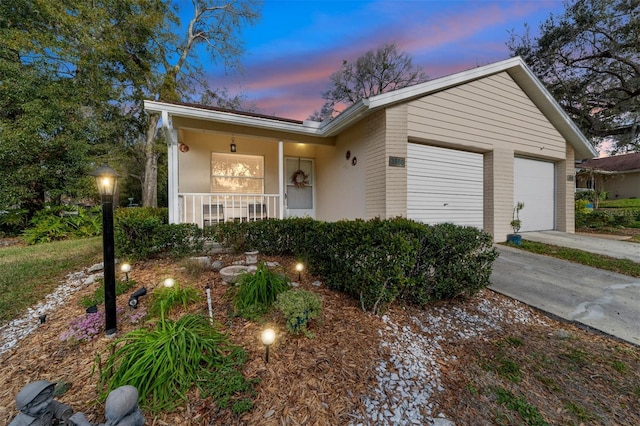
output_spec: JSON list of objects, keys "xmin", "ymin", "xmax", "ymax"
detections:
[
  {"xmin": 144, "ymin": 56, "xmax": 597, "ymax": 242},
  {"xmin": 575, "ymin": 153, "xmax": 640, "ymax": 199}
]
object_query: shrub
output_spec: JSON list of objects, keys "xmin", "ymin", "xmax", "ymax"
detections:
[
  {"xmin": 215, "ymin": 217, "xmax": 498, "ymax": 314},
  {"xmin": 274, "ymin": 289, "xmax": 322, "ymax": 337},
  {"xmin": 21, "ymin": 206, "xmax": 102, "ymax": 244},
  {"xmin": 233, "ymin": 262, "xmax": 290, "ymax": 319},
  {"xmin": 0, "ymin": 208, "xmax": 29, "ymax": 236},
  {"xmin": 115, "ymin": 207, "xmax": 203, "ymax": 260},
  {"xmin": 99, "ymin": 314, "xmax": 251, "ymax": 413},
  {"xmin": 149, "ymin": 283, "xmax": 201, "ymax": 318}
]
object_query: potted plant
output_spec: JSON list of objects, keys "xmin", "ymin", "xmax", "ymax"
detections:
[{"xmin": 507, "ymin": 201, "xmax": 524, "ymax": 245}]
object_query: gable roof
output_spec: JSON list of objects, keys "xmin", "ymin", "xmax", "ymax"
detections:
[
  {"xmin": 144, "ymin": 56, "xmax": 597, "ymax": 159},
  {"xmin": 577, "ymin": 152, "xmax": 640, "ymax": 173}
]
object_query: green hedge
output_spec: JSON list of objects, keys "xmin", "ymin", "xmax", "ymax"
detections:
[
  {"xmin": 212, "ymin": 217, "xmax": 498, "ymax": 314},
  {"xmin": 114, "ymin": 207, "xmax": 203, "ymax": 260}
]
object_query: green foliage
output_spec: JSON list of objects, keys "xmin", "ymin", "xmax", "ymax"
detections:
[
  {"xmin": 510, "ymin": 202, "xmax": 524, "ymax": 234},
  {"xmin": 215, "ymin": 218, "xmax": 498, "ymax": 314},
  {"xmin": 99, "ymin": 314, "xmax": 250, "ymax": 413},
  {"xmin": 494, "ymin": 387, "xmax": 548, "ymax": 426},
  {"xmin": 233, "ymin": 262, "xmax": 290, "ymax": 319},
  {"xmin": 80, "ymin": 279, "xmax": 137, "ymax": 309},
  {"xmin": 149, "ymin": 283, "xmax": 201, "ymax": 318},
  {"xmin": 21, "ymin": 206, "xmax": 102, "ymax": 245},
  {"xmin": 274, "ymin": 289, "xmax": 322, "ymax": 337},
  {"xmin": 114, "ymin": 207, "xmax": 203, "ymax": 260},
  {"xmin": 0, "ymin": 208, "xmax": 29, "ymax": 236},
  {"xmin": 508, "ymin": 0, "xmax": 640, "ymax": 152},
  {"xmin": 576, "ymin": 208, "xmax": 639, "ymax": 229}
]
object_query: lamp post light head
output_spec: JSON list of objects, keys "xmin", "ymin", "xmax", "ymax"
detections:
[
  {"xmin": 163, "ymin": 278, "xmax": 175, "ymax": 288},
  {"xmin": 91, "ymin": 162, "xmax": 119, "ymax": 196}
]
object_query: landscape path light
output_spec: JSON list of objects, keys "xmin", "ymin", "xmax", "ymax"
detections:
[
  {"xmin": 261, "ymin": 328, "xmax": 276, "ymax": 363},
  {"xmin": 121, "ymin": 263, "xmax": 131, "ymax": 281},
  {"xmin": 91, "ymin": 162, "xmax": 119, "ymax": 337},
  {"xmin": 295, "ymin": 262, "xmax": 304, "ymax": 281},
  {"xmin": 163, "ymin": 278, "xmax": 175, "ymax": 288}
]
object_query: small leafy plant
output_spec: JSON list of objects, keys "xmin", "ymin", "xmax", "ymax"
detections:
[
  {"xmin": 149, "ymin": 282, "xmax": 201, "ymax": 318},
  {"xmin": 274, "ymin": 289, "xmax": 322, "ymax": 337},
  {"xmin": 233, "ymin": 262, "xmax": 290, "ymax": 319},
  {"xmin": 511, "ymin": 201, "xmax": 525, "ymax": 234}
]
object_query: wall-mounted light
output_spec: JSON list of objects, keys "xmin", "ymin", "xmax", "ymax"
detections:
[
  {"xmin": 121, "ymin": 263, "xmax": 131, "ymax": 281},
  {"xmin": 261, "ymin": 328, "xmax": 276, "ymax": 362},
  {"xmin": 230, "ymin": 136, "xmax": 236, "ymax": 153}
]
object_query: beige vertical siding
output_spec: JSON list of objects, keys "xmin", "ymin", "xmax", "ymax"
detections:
[
  {"xmin": 484, "ymin": 148, "xmax": 515, "ymax": 241},
  {"xmin": 366, "ymin": 110, "xmax": 387, "ymax": 219},
  {"xmin": 385, "ymin": 104, "xmax": 408, "ymax": 218},
  {"xmin": 556, "ymin": 144, "xmax": 575, "ymax": 233}
]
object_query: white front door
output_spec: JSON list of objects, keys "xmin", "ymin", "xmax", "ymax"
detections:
[
  {"xmin": 514, "ymin": 157, "xmax": 555, "ymax": 232},
  {"xmin": 285, "ymin": 157, "xmax": 315, "ymax": 218}
]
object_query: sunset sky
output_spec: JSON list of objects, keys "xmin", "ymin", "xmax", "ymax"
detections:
[{"xmin": 202, "ymin": 0, "xmax": 565, "ymax": 120}]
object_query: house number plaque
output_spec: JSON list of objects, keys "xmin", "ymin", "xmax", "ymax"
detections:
[{"xmin": 389, "ymin": 156, "xmax": 406, "ymax": 167}]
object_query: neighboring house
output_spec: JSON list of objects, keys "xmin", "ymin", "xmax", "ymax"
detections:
[
  {"xmin": 144, "ymin": 56, "xmax": 597, "ymax": 242},
  {"xmin": 575, "ymin": 153, "xmax": 640, "ymax": 199}
]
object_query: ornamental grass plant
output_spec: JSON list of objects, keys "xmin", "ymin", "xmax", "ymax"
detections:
[
  {"xmin": 232, "ymin": 262, "xmax": 290, "ymax": 319},
  {"xmin": 149, "ymin": 282, "xmax": 201, "ymax": 318},
  {"xmin": 99, "ymin": 313, "xmax": 251, "ymax": 413}
]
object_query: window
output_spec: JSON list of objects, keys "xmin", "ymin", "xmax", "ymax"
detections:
[{"xmin": 211, "ymin": 153, "xmax": 264, "ymax": 194}]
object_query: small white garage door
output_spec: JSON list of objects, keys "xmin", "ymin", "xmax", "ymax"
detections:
[
  {"xmin": 407, "ymin": 144, "xmax": 483, "ymax": 228},
  {"xmin": 514, "ymin": 157, "xmax": 555, "ymax": 232}
]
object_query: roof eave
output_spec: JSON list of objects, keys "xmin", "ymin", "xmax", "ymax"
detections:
[{"xmin": 144, "ymin": 100, "xmax": 324, "ymax": 137}]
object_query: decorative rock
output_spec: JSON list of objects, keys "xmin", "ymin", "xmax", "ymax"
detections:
[
  {"xmin": 190, "ymin": 256, "xmax": 211, "ymax": 268},
  {"xmin": 211, "ymin": 260, "xmax": 225, "ymax": 271},
  {"xmin": 88, "ymin": 263, "xmax": 103, "ymax": 273},
  {"xmin": 311, "ymin": 280, "xmax": 323, "ymax": 287}
]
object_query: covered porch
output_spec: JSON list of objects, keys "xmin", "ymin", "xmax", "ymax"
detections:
[{"xmin": 146, "ymin": 103, "xmax": 340, "ymax": 227}]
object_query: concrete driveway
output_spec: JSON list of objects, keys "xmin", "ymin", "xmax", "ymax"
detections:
[{"xmin": 490, "ymin": 244, "xmax": 640, "ymax": 346}]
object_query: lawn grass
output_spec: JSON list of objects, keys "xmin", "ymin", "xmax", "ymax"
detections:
[
  {"xmin": 0, "ymin": 237, "xmax": 102, "ymax": 324},
  {"xmin": 514, "ymin": 240, "xmax": 640, "ymax": 277},
  {"xmin": 599, "ymin": 198, "xmax": 640, "ymax": 208}
]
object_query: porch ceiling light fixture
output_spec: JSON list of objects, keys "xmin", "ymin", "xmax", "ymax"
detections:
[
  {"xmin": 230, "ymin": 136, "xmax": 236, "ymax": 153},
  {"xmin": 261, "ymin": 328, "xmax": 276, "ymax": 362}
]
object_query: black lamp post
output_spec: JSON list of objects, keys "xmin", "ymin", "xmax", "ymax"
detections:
[{"xmin": 92, "ymin": 162, "xmax": 119, "ymax": 337}]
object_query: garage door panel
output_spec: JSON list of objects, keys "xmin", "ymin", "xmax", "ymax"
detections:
[
  {"xmin": 514, "ymin": 157, "xmax": 554, "ymax": 232},
  {"xmin": 407, "ymin": 144, "xmax": 483, "ymax": 229}
]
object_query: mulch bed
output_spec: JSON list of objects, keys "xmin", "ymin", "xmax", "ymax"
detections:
[{"xmin": 1, "ymin": 252, "xmax": 639, "ymax": 425}]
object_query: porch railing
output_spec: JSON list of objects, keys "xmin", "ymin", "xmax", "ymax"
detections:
[{"xmin": 179, "ymin": 193, "xmax": 280, "ymax": 227}]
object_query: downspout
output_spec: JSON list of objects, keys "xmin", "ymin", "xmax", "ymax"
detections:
[
  {"xmin": 278, "ymin": 140, "xmax": 284, "ymax": 219},
  {"xmin": 162, "ymin": 110, "xmax": 179, "ymax": 224}
]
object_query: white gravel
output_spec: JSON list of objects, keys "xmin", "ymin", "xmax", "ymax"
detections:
[
  {"xmin": 0, "ymin": 266, "xmax": 102, "ymax": 356},
  {"xmin": 350, "ymin": 295, "xmax": 549, "ymax": 425}
]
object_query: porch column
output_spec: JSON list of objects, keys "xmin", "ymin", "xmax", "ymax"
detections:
[
  {"xmin": 278, "ymin": 140, "xmax": 284, "ymax": 219},
  {"xmin": 162, "ymin": 110, "xmax": 179, "ymax": 224}
]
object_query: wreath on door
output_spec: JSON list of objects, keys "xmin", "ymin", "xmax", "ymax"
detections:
[{"xmin": 291, "ymin": 169, "xmax": 309, "ymax": 188}]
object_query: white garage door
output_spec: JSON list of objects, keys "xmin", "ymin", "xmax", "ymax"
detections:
[
  {"xmin": 407, "ymin": 144, "xmax": 483, "ymax": 228},
  {"xmin": 514, "ymin": 157, "xmax": 555, "ymax": 232}
]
